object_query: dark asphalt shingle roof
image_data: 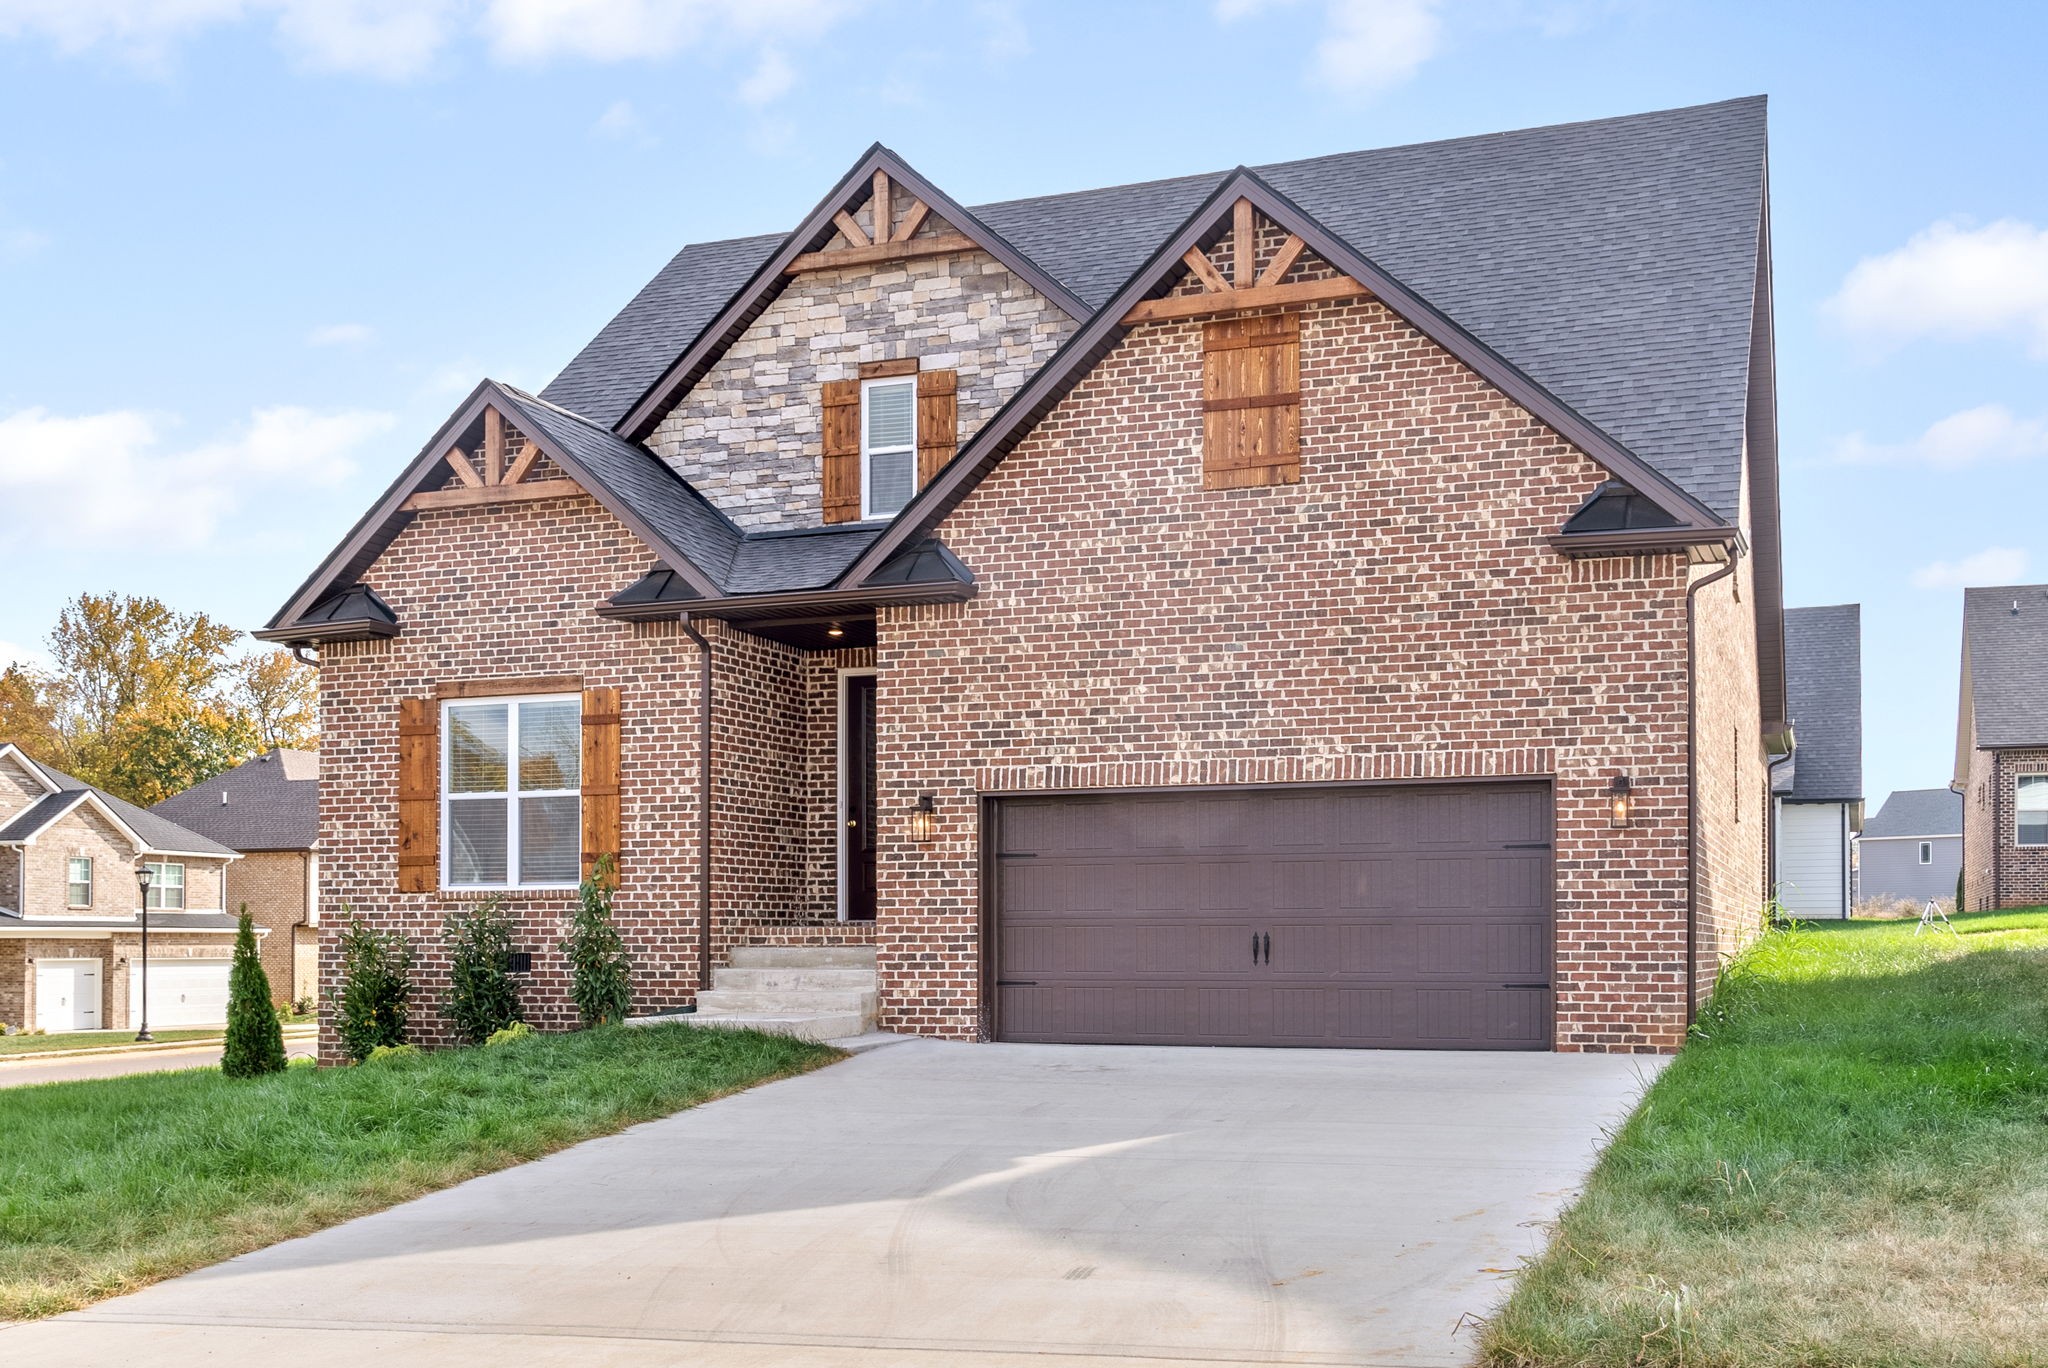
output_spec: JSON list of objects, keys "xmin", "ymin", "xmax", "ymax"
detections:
[
  {"xmin": 1962, "ymin": 584, "xmax": 2048, "ymax": 749},
  {"xmin": 1862, "ymin": 788, "xmax": 1963, "ymax": 839},
  {"xmin": 1779, "ymin": 605, "xmax": 1863, "ymax": 802},
  {"xmin": 1, "ymin": 758, "xmax": 239, "ymax": 857},
  {"xmin": 543, "ymin": 97, "xmax": 1766, "ymax": 522},
  {"xmin": 150, "ymin": 749, "xmax": 320, "ymax": 852}
]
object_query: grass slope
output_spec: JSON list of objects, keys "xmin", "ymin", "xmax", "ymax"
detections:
[
  {"xmin": 0, "ymin": 1028, "xmax": 221, "ymax": 1056},
  {"xmin": 0, "ymin": 1024, "xmax": 836, "ymax": 1321},
  {"xmin": 1483, "ymin": 909, "xmax": 2048, "ymax": 1368}
]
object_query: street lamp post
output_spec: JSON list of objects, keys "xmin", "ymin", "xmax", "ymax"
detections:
[{"xmin": 134, "ymin": 864, "xmax": 154, "ymax": 1042}]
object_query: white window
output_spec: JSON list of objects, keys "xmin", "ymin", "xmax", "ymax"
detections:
[
  {"xmin": 860, "ymin": 377, "xmax": 917, "ymax": 520},
  {"xmin": 67, "ymin": 856, "xmax": 93, "ymax": 908},
  {"xmin": 443, "ymin": 695, "xmax": 581, "ymax": 889},
  {"xmin": 1918, "ymin": 841, "xmax": 1933, "ymax": 865},
  {"xmin": 2018, "ymin": 775, "xmax": 2048, "ymax": 848},
  {"xmin": 144, "ymin": 861, "xmax": 185, "ymax": 910}
]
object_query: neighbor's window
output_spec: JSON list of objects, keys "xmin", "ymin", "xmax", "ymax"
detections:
[
  {"xmin": 66, "ymin": 856, "xmax": 93, "ymax": 908},
  {"xmin": 861, "ymin": 377, "xmax": 917, "ymax": 519},
  {"xmin": 443, "ymin": 695, "xmax": 581, "ymax": 888},
  {"xmin": 144, "ymin": 861, "xmax": 185, "ymax": 910},
  {"xmin": 2018, "ymin": 775, "xmax": 2048, "ymax": 847},
  {"xmin": 1919, "ymin": 841, "xmax": 1933, "ymax": 865}
]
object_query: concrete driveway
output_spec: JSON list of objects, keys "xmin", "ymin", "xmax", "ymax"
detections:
[{"xmin": 2, "ymin": 1040, "xmax": 1659, "ymax": 1368}]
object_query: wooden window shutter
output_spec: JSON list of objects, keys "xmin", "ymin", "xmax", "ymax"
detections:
[
  {"xmin": 821, "ymin": 379, "xmax": 862, "ymax": 524},
  {"xmin": 916, "ymin": 369, "xmax": 957, "ymax": 487},
  {"xmin": 396, "ymin": 698, "xmax": 438, "ymax": 893},
  {"xmin": 581, "ymin": 686, "xmax": 622, "ymax": 879},
  {"xmin": 1202, "ymin": 312, "xmax": 1301, "ymax": 489}
]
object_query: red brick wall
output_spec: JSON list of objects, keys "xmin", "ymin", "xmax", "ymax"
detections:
[
  {"xmin": 1964, "ymin": 746, "xmax": 2048, "ymax": 908},
  {"xmin": 226, "ymin": 849, "xmax": 312, "ymax": 1005},
  {"xmin": 872, "ymin": 295, "xmax": 1760, "ymax": 1051}
]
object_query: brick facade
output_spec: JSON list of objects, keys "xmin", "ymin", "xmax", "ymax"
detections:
[
  {"xmin": 227, "ymin": 849, "xmax": 315, "ymax": 1004},
  {"xmin": 1961, "ymin": 745, "xmax": 2048, "ymax": 910}
]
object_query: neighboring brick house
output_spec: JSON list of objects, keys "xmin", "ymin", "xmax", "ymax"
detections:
[
  {"xmin": 1858, "ymin": 788, "xmax": 1963, "ymax": 906},
  {"xmin": 1954, "ymin": 584, "xmax": 2048, "ymax": 910},
  {"xmin": 152, "ymin": 748, "xmax": 320, "ymax": 1005},
  {"xmin": 1771, "ymin": 605, "xmax": 1863, "ymax": 917},
  {"xmin": 0, "ymin": 743, "xmax": 244, "ymax": 1032},
  {"xmin": 260, "ymin": 98, "xmax": 1790, "ymax": 1057}
]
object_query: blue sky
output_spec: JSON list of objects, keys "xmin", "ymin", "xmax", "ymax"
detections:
[{"xmin": 1, "ymin": 0, "xmax": 2042, "ymax": 808}]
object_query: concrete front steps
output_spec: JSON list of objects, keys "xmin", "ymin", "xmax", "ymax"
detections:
[{"xmin": 687, "ymin": 945, "xmax": 878, "ymax": 1043}]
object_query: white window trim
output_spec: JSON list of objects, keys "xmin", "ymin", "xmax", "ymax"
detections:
[
  {"xmin": 67, "ymin": 855, "xmax": 93, "ymax": 909},
  {"xmin": 835, "ymin": 667, "xmax": 877, "ymax": 922},
  {"xmin": 1918, "ymin": 841, "xmax": 1933, "ymax": 865},
  {"xmin": 440, "ymin": 692, "xmax": 583, "ymax": 892},
  {"xmin": 859, "ymin": 376, "xmax": 917, "ymax": 521},
  {"xmin": 2017, "ymin": 774, "xmax": 2048, "ymax": 848},
  {"xmin": 144, "ymin": 860, "xmax": 186, "ymax": 911}
]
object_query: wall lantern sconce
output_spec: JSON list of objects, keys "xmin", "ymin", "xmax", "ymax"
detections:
[
  {"xmin": 1608, "ymin": 773, "xmax": 1633, "ymax": 829},
  {"xmin": 909, "ymin": 793, "xmax": 937, "ymax": 843}
]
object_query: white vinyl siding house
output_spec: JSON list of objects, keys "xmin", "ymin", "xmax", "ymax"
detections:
[{"xmin": 1775, "ymin": 800, "xmax": 1853, "ymax": 918}]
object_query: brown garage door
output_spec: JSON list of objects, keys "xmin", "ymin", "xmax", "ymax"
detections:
[{"xmin": 991, "ymin": 783, "xmax": 1553, "ymax": 1050}]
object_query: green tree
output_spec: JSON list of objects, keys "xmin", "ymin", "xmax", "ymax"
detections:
[
  {"xmin": 337, "ymin": 916, "xmax": 414, "ymax": 1063},
  {"xmin": 220, "ymin": 907, "xmax": 287, "ymax": 1078},
  {"xmin": 106, "ymin": 701, "xmax": 259, "ymax": 807},
  {"xmin": 562, "ymin": 855, "xmax": 632, "ymax": 1027},
  {"xmin": 232, "ymin": 649, "xmax": 319, "ymax": 751},
  {"xmin": 443, "ymin": 898, "xmax": 523, "ymax": 1045}
]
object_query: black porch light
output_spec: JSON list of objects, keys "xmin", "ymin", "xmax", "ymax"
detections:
[
  {"xmin": 909, "ymin": 793, "xmax": 937, "ymax": 844},
  {"xmin": 1608, "ymin": 774, "xmax": 1634, "ymax": 829}
]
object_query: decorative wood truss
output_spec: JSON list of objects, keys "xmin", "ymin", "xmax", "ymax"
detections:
[
  {"xmin": 1121, "ymin": 198, "xmax": 1371, "ymax": 325},
  {"xmin": 402, "ymin": 404, "xmax": 582, "ymax": 512},
  {"xmin": 786, "ymin": 169, "xmax": 975, "ymax": 274}
]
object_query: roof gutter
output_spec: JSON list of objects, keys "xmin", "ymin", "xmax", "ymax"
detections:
[{"xmin": 1686, "ymin": 547, "xmax": 1743, "ymax": 1029}]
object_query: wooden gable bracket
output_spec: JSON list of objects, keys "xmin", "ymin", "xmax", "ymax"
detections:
[
  {"xmin": 403, "ymin": 404, "xmax": 583, "ymax": 512},
  {"xmin": 787, "ymin": 168, "xmax": 974, "ymax": 275},
  {"xmin": 1121, "ymin": 198, "xmax": 1372, "ymax": 325}
]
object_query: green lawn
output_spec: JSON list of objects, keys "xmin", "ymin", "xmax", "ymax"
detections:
[
  {"xmin": 0, "ymin": 1024, "xmax": 836, "ymax": 1321},
  {"xmin": 1483, "ymin": 908, "xmax": 2048, "ymax": 1368},
  {"xmin": 0, "ymin": 1028, "xmax": 226, "ymax": 1056}
]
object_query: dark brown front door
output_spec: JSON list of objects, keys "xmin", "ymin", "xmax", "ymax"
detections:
[
  {"xmin": 991, "ymin": 783, "xmax": 1553, "ymax": 1049},
  {"xmin": 841, "ymin": 674, "xmax": 878, "ymax": 921}
]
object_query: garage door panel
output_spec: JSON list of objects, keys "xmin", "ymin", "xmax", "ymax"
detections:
[{"xmin": 994, "ymin": 783, "xmax": 1551, "ymax": 1050}]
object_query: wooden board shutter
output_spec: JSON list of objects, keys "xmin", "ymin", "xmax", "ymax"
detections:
[
  {"xmin": 581, "ymin": 686, "xmax": 621, "ymax": 879},
  {"xmin": 396, "ymin": 698, "xmax": 438, "ymax": 893},
  {"xmin": 916, "ymin": 369, "xmax": 957, "ymax": 487},
  {"xmin": 1202, "ymin": 313, "xmax": 1301, "ymax": 490},
  {"xmin": 821, "ymin": 379, "xmax": 862, "ymax": 524}
]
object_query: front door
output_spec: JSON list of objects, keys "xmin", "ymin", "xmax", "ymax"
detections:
[{"xmin": 841, "ymin": 672, "xmax": 879, "ymax": 921}]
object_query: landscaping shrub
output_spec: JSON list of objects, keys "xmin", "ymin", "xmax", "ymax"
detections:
[
  {"xmin": 442, "ymin": 897, "xmax": 522, "ymax": 1045},
  {"xmin": 364, "ymin": 1043, "xmax": 419, "ymax": 1063},
  {"xmin": 484, "ymin": 1022, "xmax": 534, "ymax": 1047},
  {"xmin": 220, "ymin": 907, "xmax": 286, "ymax": 1078},
  {"xmin": 561, "ymin": 854, "xmax": 632, "ymax": 1026},
  {"xmin": 335, "ymin": 915, "xmax": 414, "ymax": 1063}
]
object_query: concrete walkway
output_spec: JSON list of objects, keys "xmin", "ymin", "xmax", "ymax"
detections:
[{"xmin": 2, "ymin": 1041, "xmax": 1660, "ymax": 1367}]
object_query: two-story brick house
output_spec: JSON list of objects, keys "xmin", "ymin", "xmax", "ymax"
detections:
[
  {"xmin": 1954, "ymin": 584, "xmax": 2048, "ymax": 909},
  {"xmin": 261, "ymin": 98, "xmax": 1788, "ymax": 1056},
  {"xmin": 0, "ymin": 743, "xmax": 244, "ymax": 1031}
]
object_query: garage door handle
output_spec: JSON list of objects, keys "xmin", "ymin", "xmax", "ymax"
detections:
[
  {"xmin": 1262, "ymin": 932, "xmax": 1271, "ymax": 964},
  {"xmin": 1503, "ymin": 983, "xmax": 1549, "ymax": 990},
  {"xmin": 996, "ymin": 979, "xmax": 1038, "ymax": 987}
]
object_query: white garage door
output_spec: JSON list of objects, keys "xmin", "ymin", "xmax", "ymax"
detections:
[
  {"xmin": 35, "ymin": 959, "xmax": 102, "ymax": 1032},
  {"xmin": 130, "ymin": 960, "xmax": 232, "ymax": 1027}
]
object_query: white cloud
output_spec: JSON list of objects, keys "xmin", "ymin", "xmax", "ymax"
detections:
[
  {"xmin": 1833, "ymin": 404, "xmax": 2048, "ymax": 468},
  {"xmin": 482, "ymin": 0, "xmax": 860, "ymax": 65},
  {"xmin": 1912, "ymin": 548, "xmax": 2032, "ymax": 591},
  {"xmin": 274, "ymin": 0, "xmax": 462, "ymax": 79},
  {"xmin": 1827, "ymin": 218, "xmax": 2048, "ymax": 359},
  {"xmin": 592, "ymin": 97, "xmax": 646, "ymax": 140},
  {"xmin": 0, "ymin": 0, "xmax": 250, "ymax": 70},
  {"xmin": 0, "ymin": 638, "xmax": 50, "ymax": 671},
  {"xmin": 0, "ymin": 404, "xmax": 393, "ymax": 551},
  {"xmin": 736, "ymin": 47, "xmax": 792, "ymax": 107},
  {"xmin": 1214, "ymin": 0, "xmax": 1442, "ymax": 97},
  {"xmin": 307, "ymin": 321, "xmax": 374, "ymax": 347},
  {"xmin": 974, "ymin": 0, "xmax": 1029, "ymax": 61}
]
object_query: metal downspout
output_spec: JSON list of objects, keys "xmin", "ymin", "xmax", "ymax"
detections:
[
  {"xmin": 679, "ymin": 613, "xmax": 714, "ymax": 993},
  {"xmin": 1685, "ymin": 549, "xmax": 1742, "ymax": 1027}
]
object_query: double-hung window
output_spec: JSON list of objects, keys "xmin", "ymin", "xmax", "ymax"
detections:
[
  {"xmin": 2018, "ymin": 775, "xmax": 2048, "ymax": 847},
  {"xmin": 144, "ymin": 861, "xmax": 185, "ymax": 910},
  {"xmin": 67, "ymin": 856, "xmax": 93, "ymax": 908},
  {"xmin": 443, "ymin": 694, "xmax": 581, "ymax": 889},
  {"xmin": 861, "ymin": 377, "xmax": 917, "ymax": 520}
]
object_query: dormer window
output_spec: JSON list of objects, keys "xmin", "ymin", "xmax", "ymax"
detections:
[{"xmin": 862, "ymin": 377, "xmax": 917, "ymax": 519}]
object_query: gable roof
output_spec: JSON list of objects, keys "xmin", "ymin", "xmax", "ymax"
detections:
[
  {"xmin": 1862, "ymin": 788, "xmax": 1963, "ymax": 840},
  {"xmin": 1777, "ymin": 605, "xmax": 1862, "ymax": 803},
  {"xmin": 1958, "ymin": 584, "xmax": 2048, "ymax": 753},
  {"xmin": 0, "ymin": 745, "xmax": 239, "ymax": 858},
  {"xmin": 150, "ymin": 748, "xmax": 319, "ymax": 852},
  {"xmin": 547, "ymin": 98, "xmax": 1767, "ymax": 525}
]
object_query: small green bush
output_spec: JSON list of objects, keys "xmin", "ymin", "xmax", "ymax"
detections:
[
  {"xmin": 561, "ymin": 854, "xmax": 632, "ymax": 1027},
  {"xmin": 484, "ymin": 1022, "xmax": 534, "ymax": 1047},
  {"xmin": 364, "ymin": 1043, "xmax": 420, "ymax": 1064},
  {"xmin": 336, "ymin": 914, "xmax": 415, "ymax": 1064},
  {"xmin": 221, "ymin": 907, "xmax": 287, "ymax": 1078},
  {"xmin": 443, "ymin": 897, "xmax": 523, "ymax": 1045}
]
